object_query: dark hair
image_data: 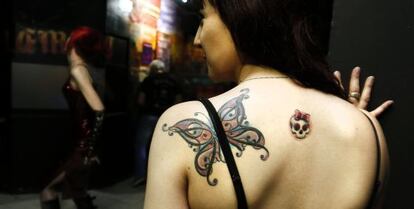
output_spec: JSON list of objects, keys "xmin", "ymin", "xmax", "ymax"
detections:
[
  {"xmin": 66, "ymin": 26, "xmax": 107, "ymax": 67},
  {"xmin": 195, "ymin": 0, "xmax": 346, "ymax": 99}
]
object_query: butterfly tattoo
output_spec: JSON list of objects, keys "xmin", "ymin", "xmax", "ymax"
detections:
[{"xmin": 162, "ymin": 89, "xmax": 269, "ymax": 186}]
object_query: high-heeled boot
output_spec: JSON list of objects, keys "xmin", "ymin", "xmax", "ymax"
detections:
[
  {"xmin": 41, "ymin": 198, "xmax": 60, "ymax": 209},
  {"xmin": 73, "ymin": 195, "xmax": 97, "ymax": 209}
]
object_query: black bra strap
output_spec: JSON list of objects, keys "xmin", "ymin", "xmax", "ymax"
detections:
[
  {"xmin": 199, "ymin": 98, "xmax": 248, "ymax": 209},
  {"xmin": 361, "ymin": 111, "xmax": 382, "ymax": 209}
]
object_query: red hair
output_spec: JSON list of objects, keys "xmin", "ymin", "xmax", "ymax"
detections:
[{"xmin": 66, "ymin": 26, "xmax": 107, "ymax": 66}]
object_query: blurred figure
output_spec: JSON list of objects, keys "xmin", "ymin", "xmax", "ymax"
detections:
[
  {"xmin": 132, "ymin": 59, "xmax": 182, "ymax": 186},
  {"xmin": 139, "ymin": 59, "xmax": 182, "ymax": 114},
  {"xmin": 40, "ymin": 26, "xmax": 106, "ymax": 209}
]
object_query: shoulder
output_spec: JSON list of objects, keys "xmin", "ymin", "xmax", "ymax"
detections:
[
  {"xmin": 150, "ymin": 100, "xmax": 208, "ymax": 156},
  {"xmin": 70, "ymin": 64, "xmax": 88, "ymax": 76},
  {"xmin": 148, "ymin": 100, "xmax": 209, "ymax": 182},
  {"xmin": 316, "ymin": 96, "xmax": 380, "ymax": 145},
  {"xmin": 145, "ymin": 101, "xmax": 202, "ymax": 209},
  {"xmin": 158, "ymin": 100, "xmax": 206, "ymax": 123},
  {"xmin": 70, "ymin": 64, "xmax": 91, "ymax": 81}
]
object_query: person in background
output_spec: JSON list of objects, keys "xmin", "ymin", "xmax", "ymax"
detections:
[
  {"xmin": 139, "ymin": 59, "xmax": 183, "ymax": 115},
  {"xmin": 132, "ymin": 59, "xmax": 183, "ymax": 186},
  {"xmin": 144, "ymin": 0, "xmax": 393, "ymax": 209},
  {"xmin": 40, "ymin": 26, "xmax": 106, "ymax": 209}
]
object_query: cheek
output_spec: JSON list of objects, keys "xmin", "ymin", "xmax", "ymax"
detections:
[{"xmin": 203, "ymin": 37, "xmax": 240, "ymax": 81}]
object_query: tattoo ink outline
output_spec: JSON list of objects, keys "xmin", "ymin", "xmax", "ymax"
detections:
[
  {"xmin": 289, "ymin": 109, "xmax": 311, "ymax": 140},
  {"xmin": 163, "ymin": 88, "xmax": 269, "ymax": 186}
]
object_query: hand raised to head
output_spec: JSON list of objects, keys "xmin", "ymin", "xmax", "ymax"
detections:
[{"xmin": 334, "ymin": 66, "xmax": 394, "ymax": 117}]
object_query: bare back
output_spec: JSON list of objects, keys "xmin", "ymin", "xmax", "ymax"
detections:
[{"xmin": 145, "ymin": 79, "xmax": 389, "ymax": 209}]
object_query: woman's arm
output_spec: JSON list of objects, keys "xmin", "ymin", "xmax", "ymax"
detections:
[
  {"xmin": 144, "ymin": 107, "xmax": 190, "ymax": 209},
  {"xmin": 70, "ymin": 65, "xmax": 104, "ymax": 111}
]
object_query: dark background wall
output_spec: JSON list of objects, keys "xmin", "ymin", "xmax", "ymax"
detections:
[
  {"xmin": 0, "ymin": 0, "xmax": 13, "ymax": 192},
  {"xmin": 329, "ymin": 0, "xmax": 414, "ymax": 208},
  {"xmin": 14, "ymin": 0, "xmax": 106, "ymax": 30}
]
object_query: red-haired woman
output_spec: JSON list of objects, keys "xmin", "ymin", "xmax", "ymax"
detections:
[{"xmin": 40, "ymin": 26, "xmax": 106, "ymax": 209}]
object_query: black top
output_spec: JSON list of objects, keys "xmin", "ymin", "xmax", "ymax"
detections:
[
  {"xmin": 62, "ymin": 79, "xmax": 95, "ymax": 142},
  {"xmin": 141, "ymin": 73, "xmax": 181, "ymax": 115}
]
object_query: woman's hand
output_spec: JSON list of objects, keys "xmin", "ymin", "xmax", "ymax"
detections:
[{"xmin": 334, "ymin": 66, "xmax": 394, "ymax": 117}]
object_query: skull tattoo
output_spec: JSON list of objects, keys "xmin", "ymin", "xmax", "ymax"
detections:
[{"xmin": 290, "ymin": 109, "xmax": 311, "ymax": 139}]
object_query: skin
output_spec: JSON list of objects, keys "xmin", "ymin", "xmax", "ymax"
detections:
[
  {"xmin": 67, "ymin": 49, "xmax": 105, "ymax": 112},
  {"xmin": 144, "ymin": 1, "xmax": 391, "ymax": 208},
  {"xmin": 193, "ymin": 2, "xmax": 242, "ymax": 82}
]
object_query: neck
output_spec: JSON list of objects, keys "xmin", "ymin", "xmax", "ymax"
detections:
[{"xmin": 238, "ymin": 65, "xmax": 287, "ymax": 83}]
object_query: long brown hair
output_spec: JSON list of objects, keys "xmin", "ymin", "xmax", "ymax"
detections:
[{"xmin": 195, "ymin": 0, "xmax": 346, "ymax": 99}]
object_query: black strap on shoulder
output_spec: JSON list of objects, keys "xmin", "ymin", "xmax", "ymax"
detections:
[
  {"xmin": 199, "ymin": 98, "xmax": 248, "ymax": 209},
  {"xmin": 361, "ymin": 111, "xmax": 382, "ymax": 209}
]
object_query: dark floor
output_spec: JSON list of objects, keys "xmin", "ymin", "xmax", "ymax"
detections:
[{"xmin": 0, "ymin": 178, "xmax": 145, "ymax": 209}]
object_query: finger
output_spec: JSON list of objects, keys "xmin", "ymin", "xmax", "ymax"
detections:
[
  {"xmin": 358, "ymin": 76, "xmax": 374, "ymax": 109},
  {"xmin": 334, "ymin": 71, "xmax": 344, "ymax": 90},
  {"xmin": 349, "ymin": 67, "xmax": 361, "ymax": 104},
  {"xmin": 349, "ymin": 96, "xmax": 359, "ymax": 105},
  {"xmin": 371, "ymin": 100, "xmax": 394, "ymax": 117}
]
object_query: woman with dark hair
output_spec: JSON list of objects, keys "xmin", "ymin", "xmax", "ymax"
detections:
[
  {"xmin": 144, "ymin": 0, "xmax": 391, "ymax": 209},
  {"xmin": 40, "ymin": 26, "xmax": 106, "ymax": 209}
]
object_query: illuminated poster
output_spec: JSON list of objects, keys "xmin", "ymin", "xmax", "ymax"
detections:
[
  {"xmin": 14, "ymin": 25, "xmax": 68, "ymax": 65},
  {"xmin": 106, "ymin": 0, "xmax": 161, "ymax": 51},
  {"xmin": 106, "ymin": 0, "xmax": 132, "ymax": 38},
  {"xmin": 155, "ymin": 0, "xmax": 175, "ymax": 70},
  {"xmin": 142, "ymin": 42, "xmax": 154, "ymax": 65},
  {"xmin": 158, "ymin": 0, "xmax": 176, "ymax": 34},
  {"xmin": 156, "ymin": 32, "xmax": 171, "ymax": 71},
  {"xmin": 106, "ymin": 0, "xmax": 177, "ymax": 74},
  {"xmin": 135, "ymin": 0, "xmax": 161, "ymax": 52}
]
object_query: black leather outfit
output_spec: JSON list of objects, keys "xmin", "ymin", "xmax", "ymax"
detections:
[{"xmin": 55, "ymin": 79, "xmax": 99, "ymax": 199}]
